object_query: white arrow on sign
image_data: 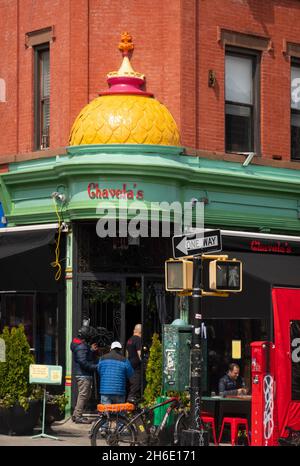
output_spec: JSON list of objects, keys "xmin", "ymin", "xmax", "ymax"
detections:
[{"xmin": 176, "ymin": 234, "xmax": 219, "ymax": 255}]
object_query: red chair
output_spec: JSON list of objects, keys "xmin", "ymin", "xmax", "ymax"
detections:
[
  {"xmin": 218, "ymin": 417, "xmax": 250, "ymax": 446},
  {"xmin": 201, "ymin": 414, "xmax": 218, "ymax": 445}
]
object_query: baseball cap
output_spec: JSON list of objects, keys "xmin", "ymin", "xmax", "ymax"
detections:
[{"xmin": 111, "ymin": 341, "xmax": 122, "ymax": 350}]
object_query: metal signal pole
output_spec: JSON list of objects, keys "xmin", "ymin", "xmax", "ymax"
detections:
[
  {"xmin": 181, "ymin": 256, "xmax": 207, "ymax": 445},
  {"xmin": 189, "ymin": 256, "xmax": 203, "ymax": 431}
]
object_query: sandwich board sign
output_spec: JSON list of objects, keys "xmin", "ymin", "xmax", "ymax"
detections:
[{"xmin": 29, "ymin": 364, "xmax": 63, "ymax": 441}]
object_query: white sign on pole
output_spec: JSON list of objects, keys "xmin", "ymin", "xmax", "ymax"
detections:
[{"xmin": 29, "ymin": 364, "xmax": 62, "ymax": 385}]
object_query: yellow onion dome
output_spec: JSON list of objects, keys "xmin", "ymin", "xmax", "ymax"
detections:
[{"xmin": 69, "ymin": 33, "xmax": 180, "ymax": 146}]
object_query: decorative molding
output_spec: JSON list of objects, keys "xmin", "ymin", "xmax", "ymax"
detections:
[
  {"xmin": 25, "ymin": 26, "xmax": 55, "ymax": 48},
  {"xmin": 218, "ymin": 27, "xmax": 272, "ymax": 52},
  {"xmin": 283, "ymin": 39, "xmax": 300, "ymax": 58},
  {"xmin": 1, "ymin": 150, "xmax": 300, "ymax": 235}
]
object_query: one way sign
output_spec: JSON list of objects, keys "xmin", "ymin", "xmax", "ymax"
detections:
[{"xmin": 172, "ymin": 229, "xmax": 222, "ymax": 258}]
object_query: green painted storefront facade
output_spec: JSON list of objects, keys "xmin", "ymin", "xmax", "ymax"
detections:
[
  {"xmin": 1, "ymin": 144, "xmax": 300, "ymax": 233},
  {"xmin": 1, "ymin": 143, "xmax": 300, "ymax": 414}
]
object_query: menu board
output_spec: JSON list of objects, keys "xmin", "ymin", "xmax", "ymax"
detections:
[{"xmin": 29, "ymin": 364, "xmax": 62, "ymax": 385}]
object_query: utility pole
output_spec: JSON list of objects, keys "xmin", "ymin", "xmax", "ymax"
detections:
[
  {"xmin": 189, "ymin": 256, "xmax": 203, "ymax": 430},
  {"xmin": 181, "ymin": 256, "xmax": 207, "ymax": 445}
]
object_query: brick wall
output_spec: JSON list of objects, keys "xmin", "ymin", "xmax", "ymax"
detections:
[
  {"xmin": 0, "ymin": 0, "xmax": 300, "ymax": 164},
  {"xmin": 197, "ymin": 0, "xmax": 300, "ymax": 161}
]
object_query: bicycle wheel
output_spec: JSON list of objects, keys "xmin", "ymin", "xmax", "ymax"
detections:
[
  {"xmin": 90, "ymin": 413, "xmax": 136, "ymax": 446},
  {"xmin": 173, "ymin": 412, "xmax": 190, "ymax": 445}
]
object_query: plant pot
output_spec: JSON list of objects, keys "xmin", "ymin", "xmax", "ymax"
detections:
[
  {"xmin": 43, "ymin": 403, "xmax": 65, "ymax": 426},
  {"xmin": 0, "ymin": 399, "xmax": 41, "ymax": 435}
]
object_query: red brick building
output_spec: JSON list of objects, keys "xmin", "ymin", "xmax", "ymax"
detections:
[
  {"xmin": 1, "ymin": 0, "xmax": 300, "ymax": 166},
  {"xmin": 1, "ymin": 1, "xmax": 300, "ymax": 429}
]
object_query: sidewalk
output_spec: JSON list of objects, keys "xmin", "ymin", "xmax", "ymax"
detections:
[
  {"xmin": 0, "ymin": 416, "xmax": 104, "ymax": 446},
  {"xmin": 0, "ymin": 417, "xmax": 226, "ymax": 447}
]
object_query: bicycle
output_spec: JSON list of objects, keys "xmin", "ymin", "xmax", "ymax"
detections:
[
  {"xmin": 278, "ymin": 426, "xmax": 300, "ymax": 446},
  {"xmin": 89, "ymin": 397, "xmax": 190, "ymax": 446}
]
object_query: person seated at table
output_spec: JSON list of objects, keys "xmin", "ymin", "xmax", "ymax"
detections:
[{"xmin": 218, "ymin": 363, "xmax": 248, "ymax": 397}]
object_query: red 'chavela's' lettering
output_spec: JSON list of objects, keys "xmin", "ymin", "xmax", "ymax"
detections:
[
  {"xmin": 87, "ymin": 183, "xmax": 144, "ymax": 200},
  {"xmin": 250, "ymin": 240, "xmax": 292, "ymax": 254}
]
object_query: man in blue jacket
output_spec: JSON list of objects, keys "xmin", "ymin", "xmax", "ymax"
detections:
[
  {"xmin": 70, "ymin": 325, "xmax": 99, "ymax": 423},
  {"xmin": 98, "ymin": 341, "xmax": 134, "ymax": 404}
]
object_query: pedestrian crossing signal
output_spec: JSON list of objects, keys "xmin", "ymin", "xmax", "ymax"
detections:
[
  {"xmin": 165, "ymin": 259, "xmax": 193, "ymax": 292},
  {"xmin": 209, "ymin": 259, "xmax": 242, "ymax": 292}
]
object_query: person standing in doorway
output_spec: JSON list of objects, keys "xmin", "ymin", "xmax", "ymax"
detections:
[
  {"xmin": 126, "ymin": 323, "xmax": 142, "ymax": 403},
  {"xmin": 70, "ymin": 326, "xmax": 99, "ymax": 423}
]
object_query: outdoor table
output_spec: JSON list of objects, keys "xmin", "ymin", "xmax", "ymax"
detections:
[{"xmin": 201, "ymin": 395, "xmax": 252, "ymax": 436}]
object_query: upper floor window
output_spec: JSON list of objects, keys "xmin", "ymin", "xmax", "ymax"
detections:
[
  {"xmin": 0, "ymin": 78, "xmax": 6, "ymax": 102},
  {"xmin": 225, "ymin": 50, "xmax": 260, "ymax": 154},
  {"xmin": 34, "ymin": 45, "xmax": 50, "ymax": 150},
  {"xmin": 291, "ymin": 63, "xmax": 300, "ymax": 160}
]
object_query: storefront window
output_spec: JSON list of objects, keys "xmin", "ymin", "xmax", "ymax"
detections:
[
  {"xmin": 36, "ymin": 293, "xmax": 58, "ymax": 364},
  {"xmin": 205, "ymin": 318, "xmax": 268, "ymax": 394},
  {"xmin": 0, "ymin": 292, "xmax": 59, "ymax": 364},
  {"xmin": 1, "ymin": 294, "xmax": 34, "ymax": 347}
]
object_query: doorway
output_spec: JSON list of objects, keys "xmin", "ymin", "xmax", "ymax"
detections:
[
  {"xmin": 78, "ymin": 274, "xmax": 175, "ymax": 351},
  {"xmin": 76, "ymin": 273, "xmax": 175, "ymax": 408},
  {"xmin": 80, "ymin": 275, "xmax": 141, "ymax": 351}
]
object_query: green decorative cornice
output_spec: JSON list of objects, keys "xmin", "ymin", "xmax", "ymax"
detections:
[
  {"xmin": 1, "ymin": 144, "xmax": 300, "ymax": 234},
  {"xmin": 66, "ymin": 144, "xmax": 184, "ymax": 157},
  {"xmin": 5, "ymin": 145, "xmax": 300, "ymax": 194}
]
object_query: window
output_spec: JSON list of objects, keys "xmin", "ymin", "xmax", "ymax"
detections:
[
  {"xmin": 0, "ymin": 78, "xmax": 6, "ymax": 102},
  {"xmin": 225, "ymin": 50, "xmax": 260, "ymax": 153},
  {"xmin": 291, "ymin": 63, "xmax": 300, "ymax": 160},
  {"xmin": 0, "ymin": 292, "xmax": 59, "ymax": 365},
  {"xmin": 34, "ymin": 45, "xmax": 50, "ymax": 150}
]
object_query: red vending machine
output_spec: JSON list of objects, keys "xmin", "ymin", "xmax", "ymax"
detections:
[{"xmin": 251, "ymin": 341, "xmax": 278, "ymax": 446}]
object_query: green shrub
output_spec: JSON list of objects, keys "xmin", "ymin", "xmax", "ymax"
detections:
[
  {"xmin": 0, "ymin": 325, "xmax": 42, "ymax": 410},
  {"xmin": 143, "ymin": 333, "xmax": 162, "ymax": 406},
  {"xmin": 46, "ymin": 393, "xmax": 68, "ymax": 413},
  {"xmin": 0, "ymin": 326, "xmax": 10, "ymax": 399}
]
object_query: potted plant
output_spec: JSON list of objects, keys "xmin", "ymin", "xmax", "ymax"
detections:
[
  {"xmin": 0, "ymin": 325, "xmax": 42, "ymax": 435},
  {"xmin": 143, "ymin": 333, "xmax": 163, "ymax": 407},
  {"xmin": 143, "ymin": 333, "xmax": 174, "ymax": 427},
  {"xmin": 44, "ymin": 392, "xmax": 68, "ymax": 425}
]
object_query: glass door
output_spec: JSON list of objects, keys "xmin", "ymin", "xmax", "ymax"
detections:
[
  {"xmin": 142, "ymin": 275, "xmax": 175, "ymax": 350},
  {"xmin": 79, "ymin": 277, "xmax": 126, "ymax": 351}
]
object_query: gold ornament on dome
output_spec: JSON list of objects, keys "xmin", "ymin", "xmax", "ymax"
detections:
[
  {"xmin": 118, "ymin": 32, "xmax": 134, "ymax": 56},
  {"xmin": 108, "ymin": 32, "xmax": 144, "ymax": 80}
]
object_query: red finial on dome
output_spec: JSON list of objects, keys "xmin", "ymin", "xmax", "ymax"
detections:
[{"xmin": 99, "ymin": 32, "xmax": 153, "ymax": 97}]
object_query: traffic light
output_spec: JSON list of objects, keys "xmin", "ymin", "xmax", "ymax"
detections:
[
  {"xmin": 209, "ymin": 259, "xmax": 242, "ymax": 292},
  {"xmin": 165, "ymin": 259, "xmax": 193, "ymax": 292}
]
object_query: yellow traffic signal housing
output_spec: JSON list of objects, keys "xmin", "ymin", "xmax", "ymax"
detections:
[
  {"xmin": 209, "ymin": 259, "xmax": 242, "ymax": 292},
  {"xmin": 165, "ymin": 259, "xmax": 193, "ymax": 292}
]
